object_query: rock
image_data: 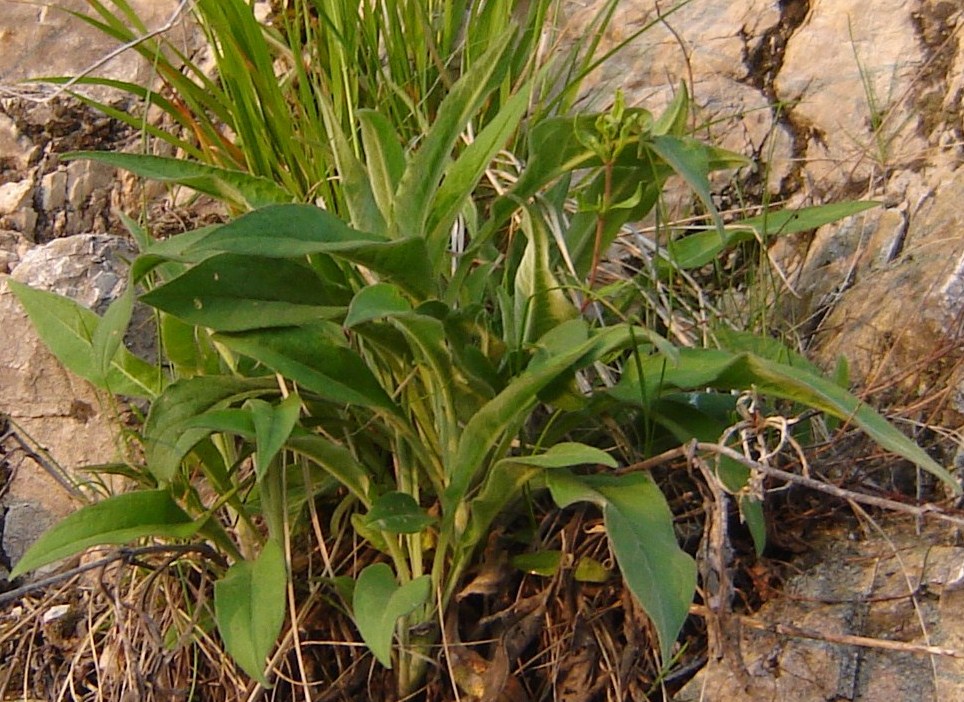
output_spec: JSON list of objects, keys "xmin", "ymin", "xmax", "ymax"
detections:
[
  {"xmin": 12, "ymin": 234, "xmax": 134, "ymax": 313},
  {"xmin": 0, "ymin": 112, "xmax": 33, "ymax": 175},
  {"xmin": 0, "ymin": 181, "xmax": 37, "ymax": 238},
  {"xmin": 775, "ymin": 0, "xmax": 932, "ymax": 189},
  {"xmin": 0, "ymin": 503, "xmax": 59, "ymax": 570},
  {"xmin": 0, "ymin": 229, "xmax": 30, "ymax": 274},
  {"xmin": 773, "ymin": 167, "xmax": 964, "ymax": 419},
  {"xmin": 569, "ymin": 0, "xmax": 964, "ymax": 421},
  {"xmin": 675, "ymin": 519, "xmax": 964, "ymax": 701},
  {"xmin": 0, "ymin": 180, "xmax": 33, "ymax": 217},
  {"xmin": 0, "ymin": 0, "xmax": 193, "ymax": 98},
  {"xmin": 65, "ymin": 160, "xmax": 114, "ymax": 212},
  {"xmin": 0, "ymin": 234, "xmax": 138, "ymax": 575},
  {"xmin": 0, "ymin": 179, "xmax": 36, "ymax": 243},
  {"xmin": 39, "ymin": 169, "xmax": 67, "ymax": 212}
]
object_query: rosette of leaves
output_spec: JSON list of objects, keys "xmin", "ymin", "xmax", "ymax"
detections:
[{"xmin": 11, "ymin": 27, "xmax": 957, "ymax": 697}]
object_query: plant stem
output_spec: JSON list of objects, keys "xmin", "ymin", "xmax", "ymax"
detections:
[{"xmin": 585, "ymin": 158, "xmax": 615, "ymax": 305}]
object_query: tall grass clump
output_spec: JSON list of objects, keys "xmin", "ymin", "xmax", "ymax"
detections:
[{"xmin": 53, "ymin": 0, "xmax": 624, "ymax": 212}]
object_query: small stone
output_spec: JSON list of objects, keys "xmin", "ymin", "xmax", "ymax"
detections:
[
  {"xmin": 1, "ymin": 501, "xmax": 56, "ymax": 569},
  {"xmin": 42, "ymin": 604, "xmax": 72, "ymax": 625},
  {"xmin": 40, "ymin": 169, "xmax": 67, "ymax": 212},
  {"xmin": 0, "ymin": 208, "xmax": 38, "ymax": 240},
  {"xmin": 12, "ymin": 234, "xmax": 134, "ymax": 311},
  {"xmin": 0, "ymin": 179, "xmax": 33, "ymax": 216},
  {"xmin": 0, "ymin": 113, "xmax": 32, "ymax": 172},
  {"xmin": 65, "ymin": 159, "xmax": 113, "ymax": 209}
]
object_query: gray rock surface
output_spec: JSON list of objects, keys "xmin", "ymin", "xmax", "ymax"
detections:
[
  {"xmin": 0, "ymin": 235, "xmax": 136, "ymax": 575},
  {"xmin": 676, "ymin": 519, "xmax": 964, "ymax": 701},
  {"xmin": 0, "ymin": 0, "xmax": 190, "ymax": 92},
  {"xmin": 0, "ymin": 0, "xmax": 204, "ymax": 243},
  {"xmin": 13, "ymin": 233, "xmax": 134, "ymax": 313}
]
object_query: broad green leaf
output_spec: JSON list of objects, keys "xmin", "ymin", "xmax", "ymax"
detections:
[
  {"xmin": 353, "ymin": 564, "xmax": 431, "ymax": 669},
  {"xmin": 344, "ymin": 284, "xmax": 413, "ymax": 328},
  {"xmin": 464, "ymin": 461, "xmax": 544, "ymax": 556},
  {"xmin": 833, "ymin": 354, "xmax": 851, "ymax": 389},
  {"xmin": 317, "ymin": 98, "xmax": 387, "ymax": 235},
  {"xmin": 92, "ymin": 284, "xmax": 134, "ymax": 379},
  {"xmin": 649, "ymin": 135, "xmax": 732, "ymax": 238},
  {"xmin": 574, "ymin": 557, "xmax": 611, "ymax": 583},
  {"xmin": 612, "ymin": 348, "xmax": 959, "ymax": 490},
  {"xmin": 10, "ymin": 490, "xmax": 199, "ymax": 578},
  {"xmin": 286, "ymin": 434, "xmax": 372, "ymax": 506},
  {"xmin": 735, "ymin": 200, "xmax": 881, "ymax": 238},
  {"xmin": 446, "ymin": 339, "xmax": 589, "ymax": 510},
  {"xmin": 512, "ymin": 551, "xmax": 563, "ymax": 577},
  {"xmin": 363, "ymin": 492, "xmax": 435, "ymax": 534},
  {"xmin": 118, "ymin": 210, "xmax": 151, "ymax": 253},
  {"xmin": 131, "ymin": 226, "xmax": 221, "ymax": 283},
  {"xmin": 714, "ymin": 328, "xmax": 822, "ymax": 375},
  {"xmin": 388, "ymin": 311, "xmax": 461, "ymax": 444},
  {"xmin": 530, "ymin": 317, "xmax": 590, "ymax": 360},
  {"xmin": 184, "ymin": 205, "xmax": 434, "ymax": 298},
  {"xmin": 144, "ymin": 376, "xmax": 276, "ymax": 483},
  {"xmin": 548, "ymin": 471, "xmax": 696, "ymax": 663},
  {"xmin": 64, "ymin": 152, "xmax": 291, "ymax": 210},
  {"xmin": 517, "ymin": 114, "xmax": 605, "ymax": 189},
  {"xmin": 514, "ymin": 210, "xmax": 578, "ymax": 345},
  {"xmin": 350, "ymin": 513, "xmax": 394, "ymax": 556},
  {"xmin": 663, "ymin": 229, "xmax": 752, "ymax": 271},
  {"xmin": 427, "ymin": 78, "xmax": 534, "ymax": 256},
  {"xmin": 8, "ymin": 279, "xmax": 162, "ymax": 399},
  {"xmin": 664, "ymin": 201, "xmax": 880, "ymax": 271},
  {"xmin": 563, "ymin": 167, "xmax": 662, "ymax": 277},
  {"xmin": 446, "ymin": 322, "xmax": 655, "ymax": 512},
  {"xmin": 187, "ymin": 204, "xmax": 383, "ymax": 255},
  {"xmin": 495, "ymin": 442, "xmax": 616, "ymax": 470},
  {"xmin": 652, "ymin": 81, "xmax": 689, "ymax": 136},
  {"xmin": 479, "ymin": 114, "xmax": 601, "ymax": 247},
  {"xmin": 214, "ymin": 539, "xmax": 287, "ymax": 683},
  {"xmin": 140, "ymin": 254, "xmax": 342, "ymax": 332},
  {"xmin": 214, "ymin": 324, "xmax": 399, "ymax": 414},
  {"xmin": 740, "ymin": 496, "xmax": 767, "ymax": 557},
  {"xmin": 182, "ymin": 408, "xmax": 256, "ymax": 436},
  {"xmin": 358, "ymin": 109, "xmax": 406, "ymax": 225},
  {"xmin": 160, "ymin": 313, "xmax": 217, "ymax": 377},
  {"xmin": 248, "ymin": 394, "xmax": 302, "ymax": 480}
]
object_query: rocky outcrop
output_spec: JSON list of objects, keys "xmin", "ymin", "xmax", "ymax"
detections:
[
  {"xmin": 574, "ymin": 3, "xmax": 964, "ymax": 698},
  {"xmin": 0, "ymin": 0, "xmax": 191, "ymax": 95},
  {"xmin": 676, "ymin": 519, "xmax": 964, "ymax": 701},
  {"xmin": 0, "ymin": 0, "xmax": 204, "ymax": 246},
  {"xmin": 0, "ymin": 235, "xmax": 136, "ymax": 577},
  {"xmin": 571, "ymin": 0, "xmax": 964, "ymax": 423}
]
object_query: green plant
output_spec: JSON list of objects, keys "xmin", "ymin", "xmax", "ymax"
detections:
[
  {"xmin": 51, "ymin": 0, "xmax": 625, "ymax": 213},
  {"xmin": 12, "ymin": 66, "xmax": 956, "ymax": 693},
  {"xmin": 11, "ymin": 0, "xmax": 959, "ymax": 696}
]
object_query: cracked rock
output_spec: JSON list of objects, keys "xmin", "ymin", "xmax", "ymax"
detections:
[{"xmin": 0, "ymin": 235, "xmax": 140, "ymax": 577}]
